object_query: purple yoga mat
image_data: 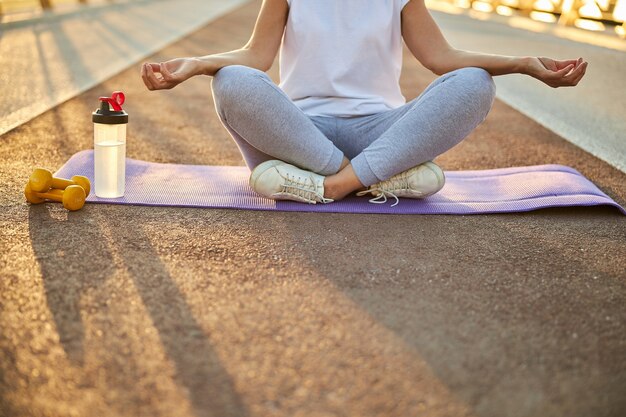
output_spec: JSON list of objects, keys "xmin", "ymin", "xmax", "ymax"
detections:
[{"xmin": 55, "ymin": 150, "xmax": 625, "ymax": 215}]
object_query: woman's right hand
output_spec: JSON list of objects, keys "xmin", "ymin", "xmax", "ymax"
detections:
[{"xmin": 140, "ymin": 57, "xmax": 204, "ymax": 91}]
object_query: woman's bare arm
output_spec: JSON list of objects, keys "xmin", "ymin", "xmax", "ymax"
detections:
[
  {"xmin": 141, "ymin": 0, "xmax": 288, "ymax": 90},
  {"xmin": 401, "ymin": 0, "xmax": 587, "ymax": 87},
  {"xmin": 196, "ymin": 0, "xmax": 289, "ymax": 75}
]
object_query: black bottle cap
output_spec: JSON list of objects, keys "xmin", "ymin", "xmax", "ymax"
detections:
[{"xmin": 92, "ymin": 93, "xmax": 128, "ymax": 125}]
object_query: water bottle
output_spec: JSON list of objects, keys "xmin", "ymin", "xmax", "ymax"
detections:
[{"xmin": 92, "ymin": 91, "xmax": 128, "ymax": 198}]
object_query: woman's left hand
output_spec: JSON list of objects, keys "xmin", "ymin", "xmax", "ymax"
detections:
[{"xmin": 525, "ymin": 56, "xmax": 588, "ymax": 88}]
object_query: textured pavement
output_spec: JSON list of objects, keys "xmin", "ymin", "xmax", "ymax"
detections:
[
  {"xmin": 1, "ymin": 2, "xmax": 625, "ymax": 417},
  {"xmin": 0, "ymin": 0, "xmax": 248, "ymax": 136}
]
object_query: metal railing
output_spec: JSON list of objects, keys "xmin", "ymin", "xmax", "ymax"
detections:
[
  {"xmin": 447, "ymin": 0, "xmax": 626, "ymax": 35},
  {"xmin": 2, "ymin": 0, "xmax": 625, "ymax": 36}
]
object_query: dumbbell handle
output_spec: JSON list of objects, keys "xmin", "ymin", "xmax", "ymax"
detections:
[
  {"xmin": 53, "ymin": 176, "xmax": 90, "ymax": 197},
  {"xmin": 36, "ymin": 189, "xmax": 65, "ymax": 200},
  {"xmin": 51, "ymin": 178, "xmax": 76, "ymax": 189},
  {"xmin": 25, "ymin": 184, "xmax": 86, "ymax": 211}
]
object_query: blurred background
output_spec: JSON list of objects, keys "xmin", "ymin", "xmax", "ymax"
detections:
[
  {"xmin": 1, "ymin": 0, "xmax": 625, "ymax": 170},
  {"xmin": 1, "ymin": 0, "xmax": 624, "ymax": 35},
  {"xmin": 441, "ymin": 0, "xmax": 625, "ymax": 36}
]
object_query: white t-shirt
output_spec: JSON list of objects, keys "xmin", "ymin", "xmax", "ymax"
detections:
[{"xmin": 279, "ymin": 0, "xmax": 411, "ymax": 117}]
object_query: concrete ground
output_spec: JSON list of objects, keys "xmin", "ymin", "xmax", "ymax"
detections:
[{"xmin": 1, "ymin": 2, "xmax": 625, "ymax": 417}]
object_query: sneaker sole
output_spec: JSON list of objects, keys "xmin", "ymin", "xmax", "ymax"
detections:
[{"xmin": 249, "ymin": 160, "xmax": 285, "ymax": 190}]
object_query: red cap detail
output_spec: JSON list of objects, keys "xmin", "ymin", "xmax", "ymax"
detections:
[{"xmin": 99, "ymin": 91, "xmax": 125, "ymax": 111}]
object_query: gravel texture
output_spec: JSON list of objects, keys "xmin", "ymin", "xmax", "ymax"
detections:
[{"xmin": 1, "ymin": 2, "xmax": 625, "ymax": 417}]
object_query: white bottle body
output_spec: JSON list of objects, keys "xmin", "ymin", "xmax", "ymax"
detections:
[{"xmin": 94, "ymin": 123, "xmax": 126, "ymax": 198}]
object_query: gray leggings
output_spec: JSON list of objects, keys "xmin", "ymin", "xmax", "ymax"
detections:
[{"xmin": 211, "ymin": 65, "xmax": 496, "ymax": 186}]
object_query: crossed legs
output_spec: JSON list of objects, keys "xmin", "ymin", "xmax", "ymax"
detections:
[{"xmin": 211, "ymin": 65, "xmax": 496, "ymax": 201}]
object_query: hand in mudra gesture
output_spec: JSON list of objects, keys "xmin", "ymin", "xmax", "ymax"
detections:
[
  {"xmin": 140, "ymin": 58, "xmax": 203, "ymax": 91},
  {"xmin": 526, "ymin": 56, "xmax": 588, "ymax": 88}
]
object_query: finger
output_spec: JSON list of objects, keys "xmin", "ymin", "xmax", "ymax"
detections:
[
  {"xmin": 545, "ymin": 63, "xmax": 574, "ymax": 82},
  {"xmin": 571, "ymin": 71, "xmax": 584, "ymax": 86},
  {"xmin": 555, "ymin": 58, "xmax": 580, "ymax": 70},
  {"xmin": 570, "ymin": 57, "xmax": 584, "ymax": 72},
  {"xmin": 564, "ymin": 61, "xmax": 585, "ymax": 80},
  {"xmin": 141, "ymin": 63, "xmax": 155, "ymax": 90},
  {"xmin": 146, "ymin": 64, "xmax": 165, "ymax": 89},
  {"xmin": 555, "ymin": 63, "xmax": 575, "ymax": 76},
  {"xmin": 558, "ymin": 61, "xmax": 586, "ymax": 87},
  {"xmin": 159, "ymin": 62, "xmax": 175, "ymax": 82},
  {"xmin": 147, "ymin": 63, "xmax": 162, "ymax": 72},
  {"xmin": 571, "ymin": 62, "xmax": 588, "ymax": 85}
]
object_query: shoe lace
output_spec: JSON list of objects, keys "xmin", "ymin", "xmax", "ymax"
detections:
[
  {"xmin": 357, "ymin": 189, "xmax": 400, "ymax": 207},
  {"xmin": 282, "ymin": 172, "xmax": 333, "ymax": 204},
  {"xmin": 356, "ymin": 171, "xmax": 412, "ymax": 207}
]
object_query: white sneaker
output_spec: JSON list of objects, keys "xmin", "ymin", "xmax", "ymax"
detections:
[
  {"xmin": 356, "ymin": 161, "xmax": 445, "ymax": 207},
  {"xmin": 249, "ymin": 160, "xmax": 333, "ymax": 204}
]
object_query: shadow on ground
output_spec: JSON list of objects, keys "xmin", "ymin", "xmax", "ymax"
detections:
[
  {"xmin": 273, "ymin": 207, "xmax": 626, "ymax": 417},
  {"xmin": 28, "ymin": 204, "xmax": 248, "ymax": 417}
]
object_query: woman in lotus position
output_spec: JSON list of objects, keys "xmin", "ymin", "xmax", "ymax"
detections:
[{"xmin": 141, "ymin": 0, "xmax": 587, "ymax": 206}]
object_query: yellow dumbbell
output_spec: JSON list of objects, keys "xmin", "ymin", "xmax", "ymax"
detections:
[
  {"xmin": 29, "ymin": 168, "xmax": 91, "ymax": 197},
  {"xmin": 25, "ymin": 183, "xmax": 86, "ymax": 211}
]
